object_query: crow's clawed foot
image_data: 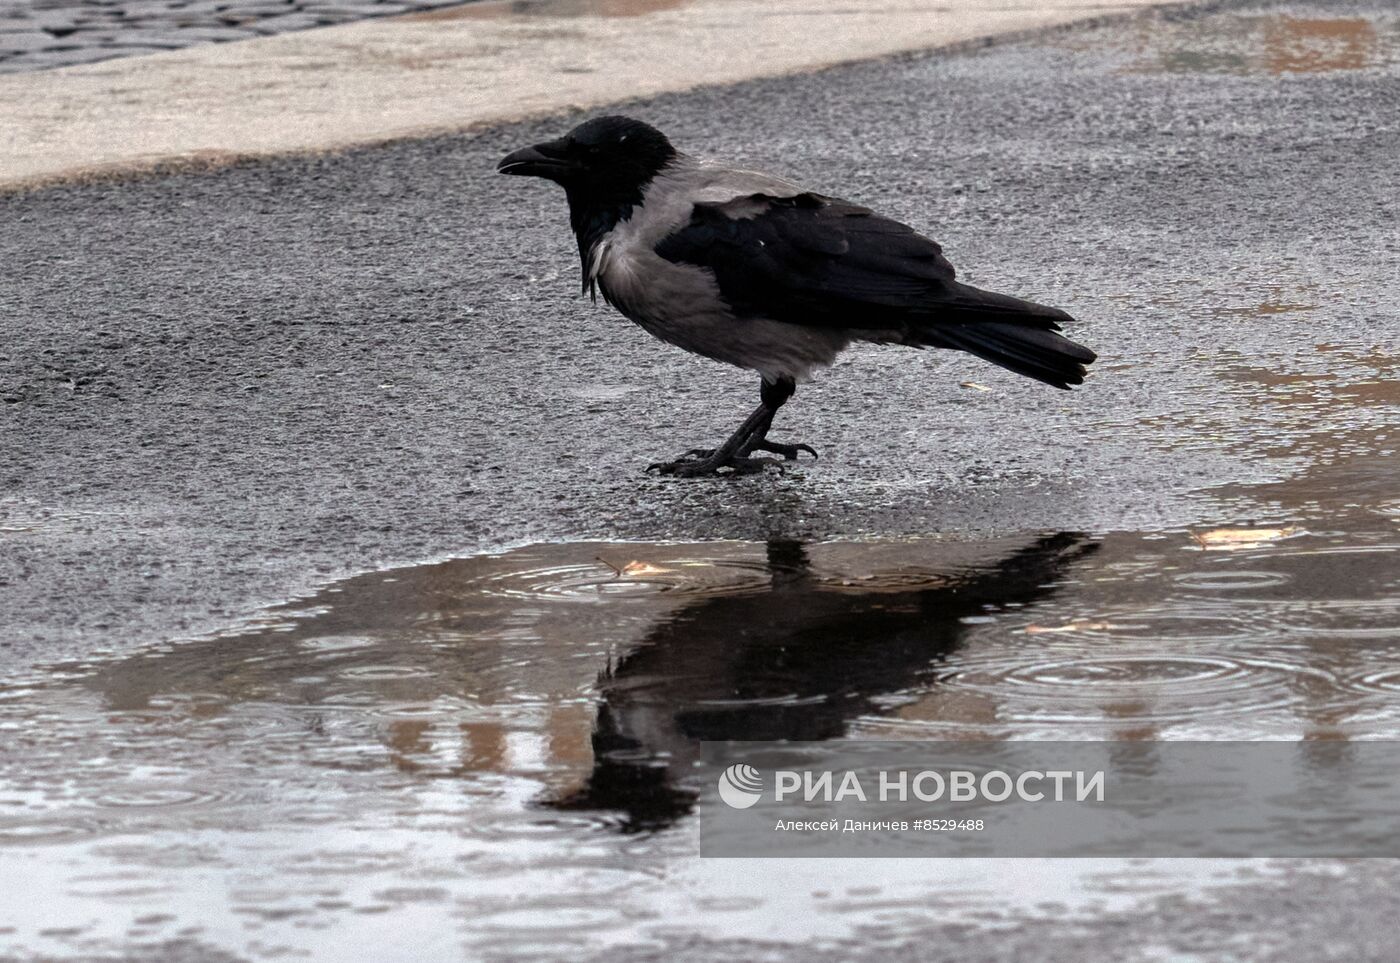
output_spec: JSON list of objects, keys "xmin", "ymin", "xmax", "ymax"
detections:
[
  {"xmin": 746, "ymin": 439, "xmax": 818, "ymax": 461},
  {"xmin": 646, "ymin": 452, "xmax": 788, "ymax": 478},
  {"xmin": 647, "ymin": 437, "xmax": 818, "ymax": 477},
  {"xmin": 675, "ymin": 440, "xmax": 817, "ymax": 463}
]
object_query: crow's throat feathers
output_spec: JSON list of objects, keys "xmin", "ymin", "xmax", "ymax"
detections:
[
  {"xmin": 567, "ymin": 192, "xmax": 640, "ymax": 299},
  {"xmin": 567, "ymin": 154, "xmax": 809, "ymax": 300},
  {"xmin": 563, "ymin": 145, "xmax": 683, "ymax": 297}
]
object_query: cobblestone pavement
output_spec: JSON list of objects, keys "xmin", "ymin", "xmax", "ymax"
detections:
[{"xmin": 0, "ymin": 0, "xmax": 469, "ymax": 73}]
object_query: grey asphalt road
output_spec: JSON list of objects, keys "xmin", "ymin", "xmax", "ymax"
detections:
[
  {"xmin": 9, "ymin": 0, "xmax": 1394, "ymax": 668},
  {"xmin": 3, "ymin": 0, "xmax": 1400, "ymax": 959}
]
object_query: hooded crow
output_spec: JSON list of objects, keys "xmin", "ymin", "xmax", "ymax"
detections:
[{"xmin": 498, "ymin": 115, "xmax": 1097, "ymax": 477}]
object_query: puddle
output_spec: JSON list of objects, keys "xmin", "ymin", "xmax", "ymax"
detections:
[
  {"xmin": 1055, "ymin": 9, "xmax": 1400, "ymax": 74},
  {"xmin": 4, "ymin": 468, "xmax": 1400, "ymax": 958}
]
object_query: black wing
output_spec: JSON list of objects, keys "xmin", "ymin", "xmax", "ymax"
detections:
[
  {"xmin": 655, "ymin": 192, "xmax": 968, "ymax": 328},
  {"xmin": 654, "ymin": 192, "xmax": 1095, "ymax": 388}
]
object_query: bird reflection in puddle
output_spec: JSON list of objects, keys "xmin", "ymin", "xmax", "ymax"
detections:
[{"xmin": 548, "ymin": 533, "xmax": 1097, "ymax": 831}]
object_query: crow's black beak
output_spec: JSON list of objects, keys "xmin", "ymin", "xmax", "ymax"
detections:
[{"xmin": 497, "ymin": 138, "xmax": 574, "ymax": 180}]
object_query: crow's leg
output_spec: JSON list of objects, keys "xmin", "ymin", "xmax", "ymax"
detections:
[
  {"xmin": 734, "ymin": 378, "xmax": 817, "ymax": 461},
  {"xmin": 739, "ymin": 379, "xmax": 818, "ymax": 460},
  {"xmin": 649, "ymin": 377, "xmax": 816, "ymax": 477}
]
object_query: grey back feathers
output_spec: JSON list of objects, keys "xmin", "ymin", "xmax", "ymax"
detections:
[{"xmin": 590, "ymin": 158, "xmax": 852, "ymax": 382}]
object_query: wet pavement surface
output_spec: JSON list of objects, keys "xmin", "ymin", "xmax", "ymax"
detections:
[
  {"xmin": 0, "ymin": 0, "xmax": 469, "ymax": 73},
  {"xmin": 3, "ymin": 0, "xmax": 1400, "ymax": 958}
]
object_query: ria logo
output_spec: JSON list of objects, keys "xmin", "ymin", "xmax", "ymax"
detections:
[{"xmin": 717, "ymin": 764, "xmax": 764, "ymax": 809}]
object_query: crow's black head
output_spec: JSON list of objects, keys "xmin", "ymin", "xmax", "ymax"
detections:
[
  {"xmin": 497, "ymin": 115, "xmax": 676, "ymax": 195},
  {"xmin": 499, "ymin": 116, "xmax": 678, "ymax": 277}
]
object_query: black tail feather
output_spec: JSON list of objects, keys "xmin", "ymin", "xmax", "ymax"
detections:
[
  {"xmin": 931, "ymin": 321, "xmax": 1096, "ymax": 389},
  {"xmin": 912, "ymin": 282, "xmax": 1097, "ymax": 389}
]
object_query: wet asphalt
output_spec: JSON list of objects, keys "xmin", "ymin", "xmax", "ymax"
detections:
[
  {"xmin": 3, "ymin": 0, "xmax": 1400, "ymax": 958},
  {"xmin": 8, "ymin": 0, "xmax": 1395, "ymax": 666}
]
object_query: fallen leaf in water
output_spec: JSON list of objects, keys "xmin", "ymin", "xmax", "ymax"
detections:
[
  {"xmin": 620, "ymin": 561, "xmax": 674, "ymax": 577},
  {"xmin": 1025, "ymin": 620, "xmax": 1126, "ymax": 634},
  {"xmin": 959, "ymin": 381, "xmax": 991, "ymax": 391},
  {"xmin": 1191, "ymin": 527, "xmax": 1300, "ymax": 550}
]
